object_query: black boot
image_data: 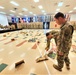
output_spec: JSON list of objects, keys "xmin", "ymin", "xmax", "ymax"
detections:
[
  {"xmin": 66, "ymin": 64, "xmax": 70, "ymax": 70},
  {"xmin": 53, "ymin": 64, "xmax": 62, "ymax": 71}
]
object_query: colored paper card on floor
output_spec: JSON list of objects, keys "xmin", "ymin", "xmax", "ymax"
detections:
[
  {"xmin": 48, "ymin": 53, "xmax": 56, "ymax": 59},
  {"xmin": 4, "ymin": 41, "xmax": 14, "ymax": 45},
  {"xmin": 0, "ymin": 63, "xmax": 8, "ymax": 72},
  {"xmin": 32, "ymin": 44, "xmax": 37, "ymax": 49},
  {"xmin": 32, "ymin": 42, "xmax": 40, "ymax": 49},
  {"xmin": 16, "ymin": 40, "xmax": 27, "ymax": 47}
]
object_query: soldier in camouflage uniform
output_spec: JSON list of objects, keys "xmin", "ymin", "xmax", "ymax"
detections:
[{"xmin": 45, "ymin": 12, "xmax": 74, "ymax": 71}]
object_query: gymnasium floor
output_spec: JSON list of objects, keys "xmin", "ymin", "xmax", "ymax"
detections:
[{"xmin": 0, "ymin": 29, "xmax": 76, "ymax": 75}]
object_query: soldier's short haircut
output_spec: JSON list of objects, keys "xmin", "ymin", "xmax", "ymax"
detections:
[
  {"xmin": 54, "ymin": 12, "xmax": 65, "ymax": 19},
  {"xmin": 46, "ymin": 32, "xmax": 50, "ymax": 36}
]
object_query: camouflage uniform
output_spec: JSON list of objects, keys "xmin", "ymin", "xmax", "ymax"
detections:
[
  {"xmin": 46, "ymin": 30, "xmax": 59, "ymax": 49},
  {"xmin": 46, "ymin": 22, "xmax": 74, "ymax": 69}
]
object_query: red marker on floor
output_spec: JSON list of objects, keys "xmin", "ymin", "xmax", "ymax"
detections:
[{"xmin": 16, "ymin": 40, "xmax": 27, "ymax": 47}]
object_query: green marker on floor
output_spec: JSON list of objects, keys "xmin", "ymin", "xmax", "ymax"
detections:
[
  {"xmin": 48, "ymin": 53, "xmax": 56, "ymax": 59},
  {"xmin": 0, "ymin": 63, "xmax": 8, "ymax": 72}
]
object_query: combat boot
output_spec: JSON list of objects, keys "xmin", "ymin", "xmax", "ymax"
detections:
[
  {"xmin": 53, "ymin": 64, "xmax": 62, "ymax": 71},
  {"xmin": 66, "ymin": 64, "xmax": 70, "ymax": 70}
]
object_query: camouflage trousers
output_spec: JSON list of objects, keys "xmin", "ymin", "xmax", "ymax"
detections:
[{"xmin": 57, "ymin": 51, "xmax": 70, "ymax": 69}]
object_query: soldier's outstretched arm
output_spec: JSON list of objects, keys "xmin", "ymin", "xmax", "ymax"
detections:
[
  {"xmin": 45, "ymin": 39, "xmax": 50, "ymax": 51},
  {"xmin": 49, "ymin": 30, "xmax": 59, "ymax": 39},
  {"xmin": 49, "ymin": 30, "xmax": 60, "ymax": 45}
]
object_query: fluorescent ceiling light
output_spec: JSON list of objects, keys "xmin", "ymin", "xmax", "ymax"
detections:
[
  {"xmin": 22, "ymin": 8, "xmax": 28, "ymax": 11},
  {"xmin": 69, "ymin": 11, "xmax": 73, "ymax": 13},
  {"xmin": 10, "ymin": 10, "xmax": 15, "ymax": 13},
  {"xmin": 38, "ymin": 5, "xmax": 43, "ymax": 9},
  {"xmin": 29, "ymin": 12, "xmax": 33, "ymax": 14},
  {"xmin": 0, "ymin": 6, "xmax": 4, "ymax": 9},
  {"xmin": 42, "ymin": 10, "xmax": 45, "ymax": 12},
  {"xmin": 58, "ymin": 2, "xmax": 63, "ymax": 7},
  {"xmin": 19, "ymin": 13, "xmax": 23, "ymax": 15},
  {"xmin": 0, "ymin": 12, "xmax": 6, "ymax": 14},
  {"xmin": 10, "ymin": 1, "xmax": 19, "ymax": 6},
  {"xmin": 56, "ymin": 8, "xmax": 60, "ymax": 11},
  {"xmin": 34, "ymin": 0, "xmax": 39, "ymax": 2},
  {"xmin": 74, "ymin": 7, "xmax": 76, "ymax": 10}
]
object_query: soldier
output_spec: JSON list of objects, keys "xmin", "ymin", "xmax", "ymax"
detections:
[{"xmin": 45, "ymin": 12, "xmax": 74, "ymax": 71}]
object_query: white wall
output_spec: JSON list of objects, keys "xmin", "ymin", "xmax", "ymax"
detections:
[
  {"xmin": 7, "ymin": 16, "xmax": 12, "ymax": 23},
  {"xmin": 70, "ymin": 14, "xmax": 76, "ymax": 21},
  {"xmin": 0, "ymin": 14, "xmax": 8, "ymax": 26}
]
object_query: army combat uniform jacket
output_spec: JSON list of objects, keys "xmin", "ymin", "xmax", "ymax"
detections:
[
  {"xmin": 46, "ymin": 22, "xmax": 74, "ymax": 54},
  {"xmin": 46, "ymin": 22, "xmax": 74, "ymax": 69}
]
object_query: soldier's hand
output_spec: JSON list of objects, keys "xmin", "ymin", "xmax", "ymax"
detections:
[
  {"xmin": 45, "ymin": 47, "xmax": 49, "ymax": 51},
  {"xmin": 58, "ymin": 51, "xmax": 64, "ymax": 56}
]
